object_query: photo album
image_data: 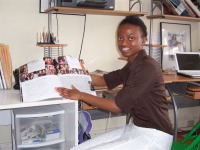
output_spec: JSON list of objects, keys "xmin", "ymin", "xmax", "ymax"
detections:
[{"xmin": 19, "ymin": 56, "xmax": 96, "ymax": 102}]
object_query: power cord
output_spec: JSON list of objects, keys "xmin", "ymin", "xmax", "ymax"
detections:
[
  {"xmin": 78, "ymin": 14, "xmax": 87, "ymax": 60},
  {"xmin": 55, "ymin": 12, "xmax": 59, "ymax": 43}
]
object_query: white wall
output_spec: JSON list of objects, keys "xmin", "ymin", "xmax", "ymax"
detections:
[{"xmin": 0, "ymin": 0, "xmax": 199, "ymax": 80}]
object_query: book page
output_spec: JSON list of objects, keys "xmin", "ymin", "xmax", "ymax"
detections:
[
  {"xmin": 19, "ymin": 56, "xmax": 96, "ymax": 102},
  {"xmin": 21, "ymin": 75, "xmax": 62, "ymax": 102},
  {"xmin": 66, "ymin": 56, "xmax": 82, "ymax": 69},
  {"xmin": 59, "ymin": 74, "xmax": 96, "ymax": 96},
  {"xmin": 27, "ymin": 59, "xmax": 45, "ymax": 73}
]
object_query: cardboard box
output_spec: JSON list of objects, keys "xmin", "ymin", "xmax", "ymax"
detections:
[
  {"xmin": 186, "ymin": 83, "xmax": 200, "ymax": 99},
  {"xmin": 187, "ymin": 83, "xmax": 200, "ymax": 92},
  {"xmin": 186, "ymin": 90, "xmax": 200, "ymax": 99}
]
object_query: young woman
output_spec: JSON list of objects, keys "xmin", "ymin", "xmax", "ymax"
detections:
[{"xmin": 56, "ymin": 15, "xmax": 173, "ymax": 150}]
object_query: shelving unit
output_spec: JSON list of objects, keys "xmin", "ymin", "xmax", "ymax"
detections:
[
  {"xmin": 0, "ymin": 89, "xmax": 78, "ymax": 150},
  {"xmin": 147, "ymin": 14, "xmax": 200, "ymax": 22},
  {"xmin": 44, "ymin": 6, "xmax": 147, "ymax": 16},
  {"xmin": 37, "ymin": 44, "xmax": 67, "ymax": 59},
  {"xmin": 12, "ymin": 105, "xmax": 66, "ymax": 150},
  {"xmin": 147, "ymin": 0, "xmax": 200, "ymax": 141},
  {"xmin": 43, "ymin": 1, "xmax": 148, "ymax": 62},
  {"xmin": 147, "ymin": 0, "xmax": 200, "ymax": 67}
]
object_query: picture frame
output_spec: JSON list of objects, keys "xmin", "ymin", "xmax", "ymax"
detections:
[{"xmin": 160, "ymin": 22, "xmax": 191, "ymax": 71}]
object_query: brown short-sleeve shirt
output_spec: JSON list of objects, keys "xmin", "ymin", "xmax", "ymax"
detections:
[{"xmin": 104, "ymin": 50, "xmax": 173, "ymax": 135}]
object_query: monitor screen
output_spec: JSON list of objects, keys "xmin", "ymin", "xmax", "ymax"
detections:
[{"xmin": 176, "ymin": 53, "xmax": 200, "ymax": 70}]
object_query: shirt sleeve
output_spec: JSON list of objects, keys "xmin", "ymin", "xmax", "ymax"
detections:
[
  {"xmin": 103, "ymin": 63, "xmax": 129, "ymax": 90},
  {"xmin": 115, "ymin": 62, "xmax": 158, "ymax": 113}
]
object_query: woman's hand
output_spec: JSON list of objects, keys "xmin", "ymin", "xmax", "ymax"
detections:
[{"xmin": 55, "ymin": 85, "xmax": 82, "ymax": 100}]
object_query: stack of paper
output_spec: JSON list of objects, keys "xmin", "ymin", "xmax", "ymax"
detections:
[{"xmin": 0, "ymin": 44, "xmax": 12, "ymax": 89}]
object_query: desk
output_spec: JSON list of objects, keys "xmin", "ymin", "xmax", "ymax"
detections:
[
  {"xmin": 163, "ymin": 74, "xmax": 200, "ymax": 141},
  {"xmin": 93, "ymin": 73, "xmax": 200, "ymax": 141},
  {"xmin": 0, "ymin": 89, "xmax": 78, "ymax": 150}
]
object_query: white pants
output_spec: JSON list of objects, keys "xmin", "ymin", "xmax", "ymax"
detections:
[{"xmin": 71, "ymin": 124, "xmax": 173, "ymax": 150}]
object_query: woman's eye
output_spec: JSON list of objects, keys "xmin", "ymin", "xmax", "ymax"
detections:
[
  {"xmin": 129, "ymin": 37, "xmax": 134, "ymax": 40},
  {"xmin": 118, "ymin": 37, "xmax": 123, "ymax": 41}
]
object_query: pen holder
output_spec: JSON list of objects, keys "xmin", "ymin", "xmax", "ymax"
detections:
[{"xmin": 13, "ymin": 69, "xmax": 20, "ymax": 90}]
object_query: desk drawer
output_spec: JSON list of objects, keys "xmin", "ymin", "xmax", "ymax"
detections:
[{"xmin": 12, "ymin": 105, "xmax": 65, "ymax": 149}]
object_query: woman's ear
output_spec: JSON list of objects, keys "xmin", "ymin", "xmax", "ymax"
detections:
[{"xmin": 142, "ymin": 37, "xmax": 147, "ymax": 44}]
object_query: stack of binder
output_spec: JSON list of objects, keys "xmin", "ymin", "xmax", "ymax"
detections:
[
  {"xmin": 154, "ymin": 0, "xmax": 200, "ymax": 17},
  {"xmin": 0, "ymin": 44, "xmax": 12, "ymax": 89}
]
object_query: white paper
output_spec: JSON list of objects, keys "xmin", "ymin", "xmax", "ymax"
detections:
[
  {"xmin": 66, "ymin": 56, "xmax": 82, "ymax": 69},
  {"xmin": 21, "ymin": 75, "xmax": 62, "ymax": 102},
  {"xmin": 59, "ymin": 74, "xmax": 96, "ymax": 96}
]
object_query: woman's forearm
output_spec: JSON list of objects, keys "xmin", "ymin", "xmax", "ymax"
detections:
[
  {"xmin": 80, "ymin": 92, "xmax": 121, "ymax": 113},
  {"xmin": 90, "ymin": 74, "xmax": 107, "ymax": 86}
]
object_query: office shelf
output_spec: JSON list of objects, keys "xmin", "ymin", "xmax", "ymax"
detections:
[
  {"xmin": 147, "ymin": 14, "xmax": 200, "ymax": 22},
  {"xmin": 36, "ymin": 44, "xmax": 67, "ymax": 47},
  {"xmin": 143, "ymin": 44, "xmax": 167, "ymax": 48},
  {"xmin": 18, "ymin": 139, "xmax": 65, "ymax": 148},
  {"xmin": 37, "ymin": 44, "xmax": 67, "ymax": 59},
  {"xmin": 45, "ymin": 6, "xmax": 147, "ymax": 16},
  {"xmin": 118, "ymin": 57, "xmax": 128, "ymax": 61}
]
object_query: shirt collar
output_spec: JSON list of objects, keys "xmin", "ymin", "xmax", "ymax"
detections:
[{"xmin": 127, "ymin": 49, "xmax": 147, "ymax": 66}]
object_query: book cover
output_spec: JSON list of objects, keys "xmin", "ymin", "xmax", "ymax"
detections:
[
  {"xmin": 0, "ymin": 68, "xmax": 3, "ymax": 90},
  {"xmin": 0, "ymin": 59, "xmax": 7, "ymax": 89},
  {"xmin": 154, "ymin": 0, "xmax": 178, "ymax": 15},
  {"xmin": 181, "ymin": 0, "xmax": 197, "ymax": 17},
  {"xmin": 19, "ymin": 56, "xmax": 96, "ymax": 102},
  {"xmin": 0, "ymin": 44, "xmax": 12, "ymax": 89},
  {"xmin": 185, "ymin": 0, "xmax": 200, "ymax": 17},
  {"xmin": 169, "ymin": 0, "xmax": 190, "ymax": 16}
]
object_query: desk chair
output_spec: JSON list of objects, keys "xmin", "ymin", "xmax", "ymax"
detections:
[{"xmin": 171, "ymin": 121, "xmax": 200, "ymax": 150}]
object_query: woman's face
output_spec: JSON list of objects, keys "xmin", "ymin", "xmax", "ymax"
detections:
[{"xmin": 117, "ymin": 23, "xmax": 147, "ymax": 61}]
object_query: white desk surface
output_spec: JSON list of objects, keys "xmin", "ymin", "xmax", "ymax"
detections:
[{"xmin": 0, "ymin": 89, "xmax": 76, "ymax": 110}]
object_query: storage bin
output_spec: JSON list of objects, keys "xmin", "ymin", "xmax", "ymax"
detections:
[{"xmin": 12, "ymin": 105, "xmax": 65, "ymax": 150}]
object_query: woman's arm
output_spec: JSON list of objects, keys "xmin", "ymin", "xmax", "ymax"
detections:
[
  {"xmin": 55, "ymin": 86, "xmax": 122, "ymax": 113},
  {"xmin": 90, "ymin": 74, "xmax": 107, "ymax": 86}
]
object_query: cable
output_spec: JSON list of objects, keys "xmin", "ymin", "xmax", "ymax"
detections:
[
  {"xmin": 52, "ymin": 10, "xmax": 86, "ymax": 58},
  {"xmin": 78, "ymin": 14, "xmax": 87, "ymax": 60},
  {"xmin": 56, "ymin": 12, "xmax": 59, "ymax": 42}
]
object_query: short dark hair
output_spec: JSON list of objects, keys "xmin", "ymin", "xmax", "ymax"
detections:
[{"xmin": 118, "ymin": 15, "xmax": 147, "ymax": 38}]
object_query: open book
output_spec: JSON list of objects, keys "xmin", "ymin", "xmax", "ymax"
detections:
[{"xmin": 19, "ymin": 56, "xmax": 96, "ymax": 102}]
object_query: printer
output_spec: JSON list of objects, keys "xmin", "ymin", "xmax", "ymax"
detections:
[{"xmin": 53, "ymin": 0, "xmax": 115, "ymax": 10}]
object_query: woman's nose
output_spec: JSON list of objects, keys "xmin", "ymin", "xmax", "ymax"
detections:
[{"xmin": 121, "ymin": 39, "xmax": 128, "ymax": 46}]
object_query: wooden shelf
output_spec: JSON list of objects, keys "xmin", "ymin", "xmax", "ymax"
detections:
[
  {"xmin": 118, "ymin": 57, "xmax": 128, "ymax": 61},
  {"xmin": 143, "ymin": 44, "xmax": 167, "ymax": 48},
  {"xmin": 147, "ymin": 14, "xmax": 200, "ymax": 22},
  {"xmin": 94, "ymin": 84, "xmax": 123, "ymax": 91},
  {"xmin": 45, "ymin": 7, "xmax": 147, "ymax": 16},
  {"xmin": 36, "ymin": 44, "xmax": 67, "ymax": 47}
]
